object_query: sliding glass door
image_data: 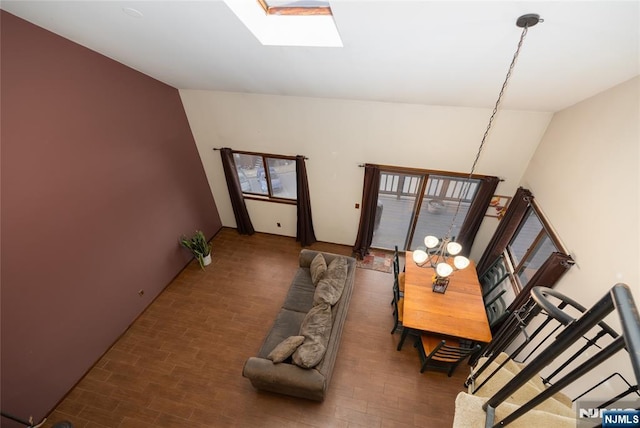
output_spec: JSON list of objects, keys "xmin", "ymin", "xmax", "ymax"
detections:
[
  {"xmin": 371, "ymin": 172, "xmax": 423, "ymax": 250},
  {"xmin": 371, "ymin": 169, "xmax": 480, "ymax": 251},
  {"xmin": 409, "ymin": 175, "xmax": 479, "ymax": 249}
]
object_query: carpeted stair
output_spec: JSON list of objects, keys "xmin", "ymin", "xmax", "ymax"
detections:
[{"xmin": 453, "ymin": 353, "xmax": 576, "ymax": 427}]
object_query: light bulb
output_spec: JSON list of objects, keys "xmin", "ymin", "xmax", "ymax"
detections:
[
  {"xmin": 424, "ymin": 235, "xmax": 439, "ymax": 249},
  {"xmin": 446, "ymin": 241, "xmax": 462, "ymax": 255},
  {"xmin": 453, "ymin": 255, "xmax": 470, "ymax": 270},
  {"xmin": 413, "ymin": 249, "xmax": 428, "ymax": 265},
  {"xmin": 436, "ymin": 262, "xmax": 453, "ymax": 278}
]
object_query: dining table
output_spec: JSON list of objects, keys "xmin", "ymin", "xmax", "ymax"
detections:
[{"xmin": 397, "ymin": 251, "xmax": 492, "ymax": 350}]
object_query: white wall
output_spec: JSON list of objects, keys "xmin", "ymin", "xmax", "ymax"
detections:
[
  {"xmin": 520, "ymin": 76, "xmax": 640, "ymax": 398},
  {"xmin": 522, "ymin": 76, "xmax": 639, "ymax": 307},
  {"xmin": 180, "ymin": 90, "xmax": 552, "ymax": 261}
]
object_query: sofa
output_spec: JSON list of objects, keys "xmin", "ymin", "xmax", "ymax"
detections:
[{"xmin": 242, "ymin": 249, "xmax": 356, "ymax": 401}]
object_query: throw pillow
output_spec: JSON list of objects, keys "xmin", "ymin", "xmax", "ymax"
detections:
[
  {"xmin": 310, "ymin": 253, "xmax": 327, "ymax": 286},
  {"xmin": 292, "ymin": 303, "xmax": 332, "ymax": 368},
  {"xmin": 313, "ymin": 257, "xmax": 348, "ymax": 306},
  {"xmin": 267, "ymin": 335, "xmax": 306, "ymax": 363}
]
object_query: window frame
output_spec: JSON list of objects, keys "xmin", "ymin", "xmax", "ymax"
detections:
[
  {"xmin": 372, "ymin": 164, "xmax": 492, "ymax": 251},
  {"xmin": 504, "ymin": 200, "xmax": 567, "ymax": 292},
  {"xmin": 257, "ymin": 0, "xmax": 332, "ymax": 16},
  {"xmin": 232, "ymin": 150, "xmax": 297, "ymax": 205}
]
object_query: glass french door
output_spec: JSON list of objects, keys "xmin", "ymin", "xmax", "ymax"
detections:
[{"xmin": 371, "ymin": 170, "xmax": 480, "ymax": 251}]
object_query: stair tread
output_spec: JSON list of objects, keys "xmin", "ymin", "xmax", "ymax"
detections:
[
  {"xmin": 453, "ymin": 392, "xmax": 576, "ymax": 428},
  {"xmin": 474, "ymin": 353, "xmax": 573, "ymax": 408},
  {"xmin": 469, "ymin": 359, "xmax": 574, "ymax": 417}
]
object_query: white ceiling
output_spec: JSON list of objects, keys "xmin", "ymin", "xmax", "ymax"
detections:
[{"xmin": 3, "ymin": 1, "xmax": 639, "ymax": 112}]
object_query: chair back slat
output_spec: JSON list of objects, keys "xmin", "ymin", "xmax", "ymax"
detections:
[{"xmin": 419, "ymin": 335, "xmax": 481, "ymax": 376}]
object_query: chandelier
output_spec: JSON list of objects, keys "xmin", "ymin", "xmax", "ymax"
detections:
[{"xmin": 413, "ymin": 13, "xmax": 543, "ymax": 288}]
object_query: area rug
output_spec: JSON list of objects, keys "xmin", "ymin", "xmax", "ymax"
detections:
[{"xmin": 356, "ymin": 251, "xmax": 393, "ymax": 273}]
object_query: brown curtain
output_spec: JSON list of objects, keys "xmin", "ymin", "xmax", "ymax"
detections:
[
  {"xmin": 352, "ymin": 164, "xmax": 380, "ymax": 259},
  {"xmin": 295, "ymin": 155, "xmax": 317, "ymax": 247},
  {"xmin": 476, "ymin": 187, "xmax": 533, "ymax": 274},
  {"xmin": 457, "ymin": 176, "xmax": 500, "ymax": 256},
  {"xmin": 220, "ymin": 148, "xmax": 255, "ymax": 235},
  {"xmin": 507, "ymin": 252, "xmax": 574, "ymax": 313}
]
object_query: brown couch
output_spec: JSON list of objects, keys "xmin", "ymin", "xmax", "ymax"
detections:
[{"xmin": 242, "ymin": 249, "xmax": 356, "ymax": 401}]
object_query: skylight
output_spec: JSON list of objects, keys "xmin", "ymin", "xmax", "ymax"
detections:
[
  {"xmin": 258, "ymin": 0, "xmax": 332, "ymax": 16},
  {"xmin": 223, "ymin": 0, "xmax": 342, "ymax": 47}
]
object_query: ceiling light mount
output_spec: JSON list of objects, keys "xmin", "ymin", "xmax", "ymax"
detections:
[{"xmin": 516, "ymin": 13, "xmax": 542, "ymax": 28}]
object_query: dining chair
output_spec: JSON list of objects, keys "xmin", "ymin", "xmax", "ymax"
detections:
[
  {"xmin": 390, "ymin": 245, "xmax": 405, "ymax": 306},
  {"xmin": 478, "ymin": 255, "xmax": 509, "ymax": 298},
  {"xmin": 390, "ymin": 275, "xmax": 404, "ymax": 333},
  {"xmin": 414, "ymin": 334, "xmax": 481, "ymax": 376},
  {"xmin": 395, "ymin": 245, "xmax": 405, "ymax": 292},
  {"xmin": 485, "ymin": 294, "xmax": 510, "ymax": 329},
  {"xmin": 479, "ymin": 255, "xmax": 512, "ymax": 331}
]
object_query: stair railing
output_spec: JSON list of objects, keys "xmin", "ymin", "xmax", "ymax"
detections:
[
  {"xmin": 467, "ymin": 283, "xmax": 640, "ymax": 428},
  {"xmin": 467, "ymin": 286, "xmax": 619, "ymax": 395}
]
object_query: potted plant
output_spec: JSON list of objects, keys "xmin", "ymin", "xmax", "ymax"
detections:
[
  {"xmin": 180, "ymin": 230, "xmax": 212, "ymax": 269},
  {"xmin": 427, "ymin": 198, "xmax": 446, "ymax": 214}
]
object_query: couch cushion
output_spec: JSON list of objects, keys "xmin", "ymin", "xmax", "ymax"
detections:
[
  {"xmin": 310, "ymin": 253, "xmax": 327, "ymax": 286},
  {"xmin": 267, "ymin": 335, "xmax": 306, "ymax": 363},
  {"xmin": 292, "ymin": 303, "xmax": 332, "ymax": 368},
  {"xmin": 282, "ymin": 269, "xmax": 316, "ymax": 313},
  {"xmin": 313, "ymin": 257, "xmax": 348, "ymax": 306},
  {"xmin": 258, "ymin": 309, "xmax": 308, "ymax": 359}
]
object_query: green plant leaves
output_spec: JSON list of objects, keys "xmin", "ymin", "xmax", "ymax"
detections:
[{"xmin": 179, "ymin": 230, "xmax": 211, "ymax": 269}]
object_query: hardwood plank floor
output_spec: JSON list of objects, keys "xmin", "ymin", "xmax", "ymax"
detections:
[{"xmin": 43, "ymin": 228, "xmax": 468, "ymax": 427}]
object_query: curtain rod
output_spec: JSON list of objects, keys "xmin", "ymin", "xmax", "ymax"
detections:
[
  {"xmin": 357, "ymin": 163, "xmax": 502, "ymax": 180},
  {"xmin": 213, "ymin": 148, "xmax": 308, "ymax": 160}
]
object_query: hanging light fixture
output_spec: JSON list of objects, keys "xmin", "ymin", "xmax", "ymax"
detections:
[{"xmin": 413, "ymin": 13, "xmax": 543, "ymax": 289}]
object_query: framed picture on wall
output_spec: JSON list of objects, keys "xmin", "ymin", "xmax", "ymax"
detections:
[{"xmin": 486, "ymin": 195, "xmax": 512, "ymax": 219}]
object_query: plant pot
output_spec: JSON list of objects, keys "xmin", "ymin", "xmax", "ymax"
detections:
[
  {"xmin": 203, "ymin": 254, "xmax": 212, "ymax": 266},
  {"xmin": 427, "ymin": 199, "xmax": 445, "ymax": 214}
]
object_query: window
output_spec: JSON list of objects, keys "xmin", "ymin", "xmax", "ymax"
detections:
[
  {"xmin": 505, "ymin": 204, "xmax": 564, "ymax": 290},
  {"xmin": 223, "ymin": 0, "xmax": 342, "ymax": 47},
  {"xmin": 371, "ymin": 167, "xmax": 483, "ymax": 251},
  {"xmin": 233, "ymin": 152, "xmax": 297, "ymax": 203},
  {"xmin": 258, "ymin": 0, "xmax": 332, "ymax": 16}
]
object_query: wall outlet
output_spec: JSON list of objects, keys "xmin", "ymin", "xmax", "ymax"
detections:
[{"xmin": 355, "ymin": 203, "xmax": 360, "ymax": 209}]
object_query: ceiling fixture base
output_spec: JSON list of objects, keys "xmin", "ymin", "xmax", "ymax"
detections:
[{"xmin": 516, "ymin": 14, "xmax": 542, "ymax": 28}]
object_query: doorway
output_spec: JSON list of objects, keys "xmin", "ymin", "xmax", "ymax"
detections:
[{"xmin": 371, "ymin": 169, "xmax": 480, "ymax": 251}]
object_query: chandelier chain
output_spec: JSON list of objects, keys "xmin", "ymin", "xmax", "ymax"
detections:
[{"xmin": 445, "ymin": 24, "xmax": 531, "ymax": 240}]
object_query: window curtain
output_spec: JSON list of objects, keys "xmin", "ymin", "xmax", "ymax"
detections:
[
  {"xmin": 476, "ymin": 187, "xmax": 533, "ymax": 274},
  {"xmin": 295, "ymin": 155, "xmax": 317, "ymax": 247},
  {"xmin": 352, "ymin": 164, "xmax": 381, "ymax": 259},
  {"xmin": 457, "ymin": 176, "xmax": 500, "ymax": 257},
  {"xmin": 219, "ymin": 148, "xmax": 255, "ymax": 235}
]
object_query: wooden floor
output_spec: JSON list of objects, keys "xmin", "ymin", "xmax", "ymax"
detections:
[{"xmin": 43, "ymin": 228, "xmax": 468, "ymax": 428}]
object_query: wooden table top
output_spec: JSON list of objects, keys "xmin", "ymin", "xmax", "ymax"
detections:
[{"xmin": 403, "ymin": 251, "xmax": 492, "ymax": 343}]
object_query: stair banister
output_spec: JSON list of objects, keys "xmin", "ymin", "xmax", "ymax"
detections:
[
  {"xmin": 467, "ymin": 302, "xmax": 541, "ymax": 387},
  {"xmin": 493, "ymin": 335, "xmax": 626, "ymax": 427},
  {"xmin": 611, "ymin": 284, "xmax": 640, "ymax": 382},
  {"xmin": 482, "ymin": 285, "xmax": 632, "ymax": 416},
  {"xmin": 472, "ymin": 313, "xmax": 558, "ymax": 393}
]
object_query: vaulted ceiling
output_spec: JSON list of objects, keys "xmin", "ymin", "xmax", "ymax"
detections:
[{"xmin": 3, "ymin": 1, "xmax": 638, "ymax": 112}]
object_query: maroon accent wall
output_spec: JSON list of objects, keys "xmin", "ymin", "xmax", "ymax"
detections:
[{"xmin": 0, "ymin": 11, "xmax": 222, "ymax": 424}]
